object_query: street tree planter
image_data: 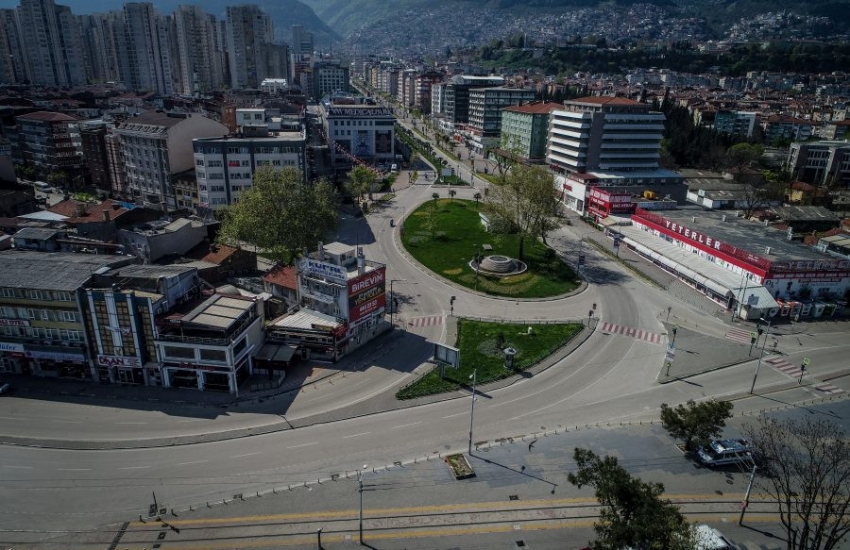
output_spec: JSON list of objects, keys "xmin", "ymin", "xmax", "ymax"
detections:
[{"xmin": 445, "ymin": 453, "xmax": 476, "ymax": 480}]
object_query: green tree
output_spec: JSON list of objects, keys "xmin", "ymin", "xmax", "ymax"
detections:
[
  {"xmin": 448, "ymin": 189, "xmax": 457, "ymax": 202},
  {"xmin": 744, "ymin": 415, "xmax": 850, "ymax": 550},
  {"xmin": 217, "ymin": 166, "xmax": 337, "ymax": 265},
  {"xmin": 346, "ymin": 165, "xmax": 376, "ymax": 203},
  {"xmin": 568, "ymin": 448, "xmax": 693, "ymax": 550},
  {"xmin": 473, "ymin": 192, "xmax": 482, "ymax": 208},
  {"xmin": 46, "ymin": 170, "xmax": 68, "ymax": 188},
  {"xmin": 726, "ymin": 143, "xmax": 765, "ymax": 183},
  {"xmin": 660, "ymin": 399, "xmax": 734, "ymax": 452},
  {"xmin": 483, "ymin": 164, "xmax": 559, "ymax": 261}
]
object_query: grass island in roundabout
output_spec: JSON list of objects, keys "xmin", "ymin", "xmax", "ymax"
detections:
[{"xmin": 397, "ymin": 198, "xmax": 584, "ymax": 398}]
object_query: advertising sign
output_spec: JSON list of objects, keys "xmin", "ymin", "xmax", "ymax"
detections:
[
  {"xmin": 0, "ymin": 342, "xmax": 24, "ymax": 352},
  {"xmin": 0, "ymin": 318, "xmax": 29, "ymax": 327},
  {"xmin": 25, "ymin": 350, "xmax": 84, "ymax": 362},
  {"xmin": 97, "ymin": 354, "xmax": 141, "ymax": 368},
  {"xmin": 347, "ymin": 267, "xmax": 386, "ymax": 323},
  {"xmin": 299, "ymin": 258, "xmax": 347, "ymax": 285}
]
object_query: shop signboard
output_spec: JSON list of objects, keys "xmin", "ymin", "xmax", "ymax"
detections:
[
  {"xmin": 299, "ymin": 258, "xmax": 347, "ymax": 285},
  {"xmin": 97, "ymin": 354, "xmax": 141, "ymax": 368},
  {"xmin": 25, "ymin": 350, "xmax": 84, "ymax": 362},
  {"xmin": 347, "ymin": 267, "xmax": 387, "ymax": 323},
  {"xmin": 0, "ymin": 341, "xmax": 24, "ymax": 352},
  {"xmin": 0, "ymin": 318, "xmax": 29, "ymax": 327}
]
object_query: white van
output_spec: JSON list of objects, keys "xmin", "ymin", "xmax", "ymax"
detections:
[
  {"xmin": 390, "ymin": 163, "xmax": 398, "ymax": 172},
  {"xmin": 34, "ymin": 181, "xmax": 50, "ymax": 191}
]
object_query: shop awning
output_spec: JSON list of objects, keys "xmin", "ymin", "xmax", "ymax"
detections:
[
  {"xmin": 731, "ymin": 284, "xmax": 779, "ymax": 310},
  {"xmin": 256, "ymin": 343, "xmax": 297, "ymax": 364}
]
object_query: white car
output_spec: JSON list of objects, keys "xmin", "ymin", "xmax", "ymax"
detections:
[{"xmin": 692, "ymin": 524, "xmax": 734, "ymax": 550}]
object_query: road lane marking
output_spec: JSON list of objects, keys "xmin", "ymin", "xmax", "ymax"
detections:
[
  {"xmin": 343, "ymin": 432, "xmax": 371, "ymax": 439},
  {"xmin": 287, "ymin": 442, "xmax": 318, "ymax": 449},
  {"xmin": 442, "ymin": 412, "xmax": 466, "ymax": 419},
  {"xmin": 115, "ymin": 422, "xmax": 148, "ymax": 425},
  {"xmin": 230, "ymin": 452, "xmax": 262, "ymax": 458},
  {"xmin": 3, "ymin": 465, "xmax": 33, "ymax": 469},
  {"xmin": 50, "ymin": 420, "xmax": 83, "ymax": 424},
  {"xmin": 392, "ymin": 421, "xmax": 421, "ymax": 429},
  {"xmin": 57, "ymin": 468, "xmax": 91, "ymax": 471},
  {"xmin": 176, "ymin": 460, "xmax": 208, "ymax": 466},
  {"xmin": 0, "ymin": 416, "xmax": 23, "ymax": 420},
  {"xmin": 118, "ymin": 466, "xmax": 151, "ymax": 470}
]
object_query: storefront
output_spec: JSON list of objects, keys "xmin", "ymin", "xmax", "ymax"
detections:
[
  {"xmin": 22, "ymin": 346, "xmax": 88, "ymax": 379},
  {"xmin": 162, "ymin": 355, "xmax": 251, "ymax": 393}
]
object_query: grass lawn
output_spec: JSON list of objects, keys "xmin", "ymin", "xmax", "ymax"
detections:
[
  {"xmin": 401, "ymin": 198, "xmax": 579, "ymax": 298},
  {"xmin": 396, "ymin": 318, "xmax": 583, "ymax": 399}
]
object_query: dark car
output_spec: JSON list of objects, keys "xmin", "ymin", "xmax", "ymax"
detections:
[{"xmin": 0, "ymin": 381, "xmax": 11, "ymax": 395}]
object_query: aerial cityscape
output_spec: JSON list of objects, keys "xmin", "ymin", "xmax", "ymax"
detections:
[{"xmin": 0, "ymin": 0, "xmax": 849, "ymax": 548}]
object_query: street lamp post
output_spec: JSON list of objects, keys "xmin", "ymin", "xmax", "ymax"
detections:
[
  {"xmin": 468, "ymin": 369, "xmax": 477, "ymax": 454},
  {"xmin": 749, "ymin": 317, "xmax": 772, "ymax": 394}
]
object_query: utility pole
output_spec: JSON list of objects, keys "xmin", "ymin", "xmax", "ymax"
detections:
[{"xmin": 749, "ymin": 317, "xmax": 772, "ymax": 394}]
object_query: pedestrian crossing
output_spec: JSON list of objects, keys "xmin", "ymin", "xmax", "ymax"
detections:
[
  {"xmin": 407, "ymin": 315, "xmax": 444, "ymax": 328},
  {"xmin": 599, "ymin": 322, "xmax": 664, "ymax": 345},
  {"xmin": 725, "ymin": 327, "xmax": 753, "ymax": 345},
  {"xmin": 763, "ymin": 355, "xmax": 844, "ymax": 395}
]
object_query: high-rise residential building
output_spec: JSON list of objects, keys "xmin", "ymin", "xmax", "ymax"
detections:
[
  {"xmin": 78, "ymin": 13, "xmax": 122, "ymax": 85},
  {"xmin": 16, "ymin": 0, "xmax": 85, "ymax": 87},
  {"xmin": 112, "ymin": 111, "xmax": 229, "ymax": 211},
  {"xmin": 290, "ymin": 25, "xmax": 313, "ymax": 55},
  {"xmin": 121, "ymin": 2, "xmax": 173, "ymax": 95},
  {"xmin": 78, "ymin": 120, "xmax": 114, "ymax": 192},
  {"xmin": 173, "ymin": 5, "xmax": 224, "ymax": 96},
  {"xmin": 226, "ymin": 5, "xmax": 273, "ymax": 90},
  {"xmin": 547, "ymin": 96, "xmax": 666, "ymax": 174},
  {"xmin": 0, "ymin": 9, "xmax": 27, "ymax": 84}
]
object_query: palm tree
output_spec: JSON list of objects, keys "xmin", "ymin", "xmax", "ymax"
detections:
[{"xmin": 448, "ymin": 189, "xmax": 457, "ymax": 202}]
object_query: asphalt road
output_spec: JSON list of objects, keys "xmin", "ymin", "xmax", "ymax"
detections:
[{"xmin": 2, "ymin": 119, "xmax": 849, "ymax": 547}]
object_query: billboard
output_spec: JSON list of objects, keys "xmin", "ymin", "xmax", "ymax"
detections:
[{"xmin": 347, "ymin": 266, "xmax": 386, "ymax": 323}]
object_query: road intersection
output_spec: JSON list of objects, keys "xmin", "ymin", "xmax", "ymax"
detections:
[{"xmin": 1, "ymin": 126, "xmax": 849, "ymax": 547}]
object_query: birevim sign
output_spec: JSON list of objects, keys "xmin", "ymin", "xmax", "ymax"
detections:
[{"xmin": 347, "ymin": 267, "xmax": 386, "ymax": 323}]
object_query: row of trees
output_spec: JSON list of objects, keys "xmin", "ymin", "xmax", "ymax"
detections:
[{"xmin": 573, "ymin": 399, "xmax": 849, "ymax": 550}]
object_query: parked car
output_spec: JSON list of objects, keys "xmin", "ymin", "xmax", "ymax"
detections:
[
  {"xmin": 696, "ymin": 438, "xmax": 753, "ymax": 468},
  {"xmin": 692, "ymin": 524, "xmax": 734, "ymax": 550},
  {"xmin": 0, "ymin": 381, "xmax": 11, "ymax": 395}
]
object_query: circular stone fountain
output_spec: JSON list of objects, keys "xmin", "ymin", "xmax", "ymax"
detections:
[{"xmin": 469, "ymin": 254, "xmax": 528, "ymax": 278}]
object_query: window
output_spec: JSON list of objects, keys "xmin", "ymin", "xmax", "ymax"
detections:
[
  {"xmin": 163, "ymin": 346, "xmax": 195, "ymax": 359},
  {"xmin": 58, "ymin": 310, "xmax": 77, "ymax": 322},
  {"xmin": 54, "ymin": 291, "xmax": 72, "ymax": 301},
  {"xmin": 196, "ymin": 159, "xmax": 204, "ymax": 166},
  {"xmin": 200, "ymin": 348, "xmax": 227, "ymax": 362}
]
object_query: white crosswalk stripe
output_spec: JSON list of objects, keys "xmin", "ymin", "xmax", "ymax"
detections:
[
  {"xmin": 600, "ymin": 321, "xmax": 663, "ymax": 345},
  {"xmin": 725, "ymin": 328, "xmax": 753, "ymax": 345},
  {"xmin": 407, "ymin": 315, "xmax": 444, "ymax": 328},
  {"xmin": 764, "ymin": 355, "xmax": 844, "ymax": 395}
]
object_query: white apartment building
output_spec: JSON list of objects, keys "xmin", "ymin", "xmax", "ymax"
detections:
[
  {"xmin": 320, "ymin": 103, "xmax": 396, "ymax": 168},
  {"xmin": 193, "ymin": 131, "xmax": 307, "ymax": 209},
  {"xmin": 113, "ymin": 112, "xmax": 229, "ymax": 211},
  {"xmin": 548, "ymin": 96, "xmax": 666, "ymax": 174}
]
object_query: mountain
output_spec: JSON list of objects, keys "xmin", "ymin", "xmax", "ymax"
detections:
[{"xmin": 301, "ymin": 0, "xmax": 850, "ymax": 39}]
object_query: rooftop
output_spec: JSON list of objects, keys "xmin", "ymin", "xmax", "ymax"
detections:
[
  {"xmin": 16, "ymin": 110, "xmax": 79, "ymax": 122},
  {"xmin": 181, "ymin": 294, "xmax": 255, "ymax": 331},
  {"xmin": 12, "ymin": 227, "xmax": 61, "ymax": 241},
  {"xmin": 642, "ymin": 209, "xmax": 829, "ymax": 262},
  {"xmin": 0, "ymin": 251, "xmax": 129, "ymax": 291},
  {"xmin": 263, "ymin": 264, "xmax": 297, "ymax": 290},
  {"xmin": 568, "ymin": 96, "xmax": 644, "ymax": 106},
  {"xmin": 504, "ymin": 102, "xmax": 562, "ymax": 114},
  {"xmin": 107, "ymin": 264, "xmax": 197, "ymax": 280},
  {"xmin": 772, "ymin": 205, "xmax": 840, "ymax": 222}
]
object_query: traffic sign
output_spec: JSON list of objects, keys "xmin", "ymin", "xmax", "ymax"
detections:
[{"xmin": 802, "ymin": 357, "xmax": 811, "ymax": 367}]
